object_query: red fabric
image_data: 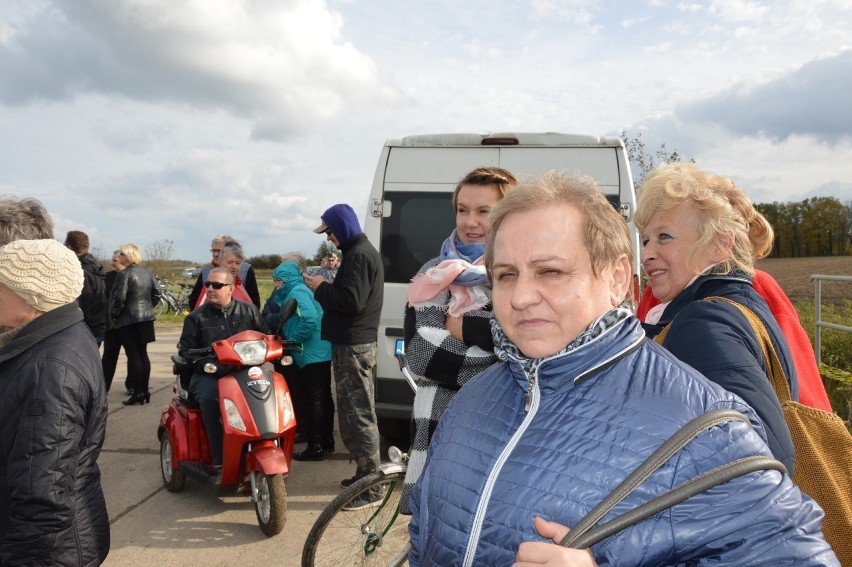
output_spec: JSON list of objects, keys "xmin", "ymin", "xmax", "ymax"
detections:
[
  {"xmin": 194, "ymin": 277, "xmax": 253, "ymax": 309},
  {"xmin": 637, "ymin": 270, "xmax": 832, "ymax": 412}
]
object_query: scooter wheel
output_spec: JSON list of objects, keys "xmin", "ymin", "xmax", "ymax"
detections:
[
  {"xmin": 252, "ymin": 472, "xmax": 286, "ymax": 536},
  {"xmin": 160, "ymin": 435, "xmax": 186, "ymax": 492}
]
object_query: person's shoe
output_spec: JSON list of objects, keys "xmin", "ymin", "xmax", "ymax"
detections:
[
  {"xmin": 340, "ymin": 474, "xmax": 360, "ymax": 489},
  {"xmin": 294, "ymin": 431, "xmax": 307, "ymax": 444},
  {"xmin": 293, "ymin": 443, "xmax": 325, "ymax": 462},
  {"xmin": 322, "ymin": 435, "xmax": 335, "ymax": 452},
  {"xmin": 209, "ymin": 464, "xmax": 223, "ymax": 486},
  {"xmin": 342, "ymin": 490, "xmax": 383, "ymax": 511},
  {"xmin": 122, "ymin": 392, "xmax": 147, "ymax": 406}
]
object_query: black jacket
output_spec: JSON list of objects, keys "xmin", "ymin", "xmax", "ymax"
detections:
[
  {"xmin": 178, "ymin": 300, "xmax": 269, "ymax": 378},
  {"xmin": 0, "ymin": 303, "xmax": 110, "ymax": 566},
  {"xmin": 642, "ymin": 271, "xmax": 798, "ymax": 474},
  {"xmin": 314, "ymin": 233, "xmax": 384, "ymax": 345},
  {"xmin": 109, "ymin": 264, "xmax": 161, "ymax": 329},
  {"xmin": 77, "ymin": 253, "xmax": 107, "ymax": 339}
]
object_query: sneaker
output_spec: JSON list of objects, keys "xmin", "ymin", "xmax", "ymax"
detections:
[
  {"xmin": 340, "ymin": 474, "xmax": 359, "ymax": 489},
  {"xmin": 342, "ymin": 491, "xmax": 383, "ymax": 511}
]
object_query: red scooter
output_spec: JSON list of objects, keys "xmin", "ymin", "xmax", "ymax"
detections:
[{"xmin": 157, "ymin": 301, "xmax": 299, "ymax": 536}]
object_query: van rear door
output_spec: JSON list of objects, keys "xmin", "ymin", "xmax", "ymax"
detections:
[{"xmin": 364, "ymin": 133, "xmax": 638, "ymax": 442}]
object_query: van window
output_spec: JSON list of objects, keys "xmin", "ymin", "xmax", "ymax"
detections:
[{"xmin": 380, "ymin": 191, "xmax": 456, "ymax": 284}]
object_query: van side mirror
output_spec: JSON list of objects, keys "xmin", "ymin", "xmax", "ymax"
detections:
[{"xmin": 276, "ymin": 298, "xmax": 297, "ymax": 337}]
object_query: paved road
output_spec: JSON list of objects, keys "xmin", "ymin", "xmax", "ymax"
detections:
[{"xmin": 100, "ymin": 330, "xmax": 368, "ymax": 566}]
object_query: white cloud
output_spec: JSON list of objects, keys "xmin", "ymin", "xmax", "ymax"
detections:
[
  {"xmin": 2, "ymin": 0, "xmax": 852, "ymax": 261},
  {"xmin": 0, "ymin": 0, "xmax": 389, "ymax": 141}
]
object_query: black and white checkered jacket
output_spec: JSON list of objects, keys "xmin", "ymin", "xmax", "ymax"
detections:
[{"xmin": 400, "ymin": 257, "xmax": 497, "ymax": 513}]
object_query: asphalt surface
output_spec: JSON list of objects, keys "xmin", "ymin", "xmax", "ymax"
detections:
[{"xmin": 100, "ymin": 330, "xmax": 365, "ymax": 566}]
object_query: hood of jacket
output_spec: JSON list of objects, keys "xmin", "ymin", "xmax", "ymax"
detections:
[
  {"xmin": 272, "ymin": 261, "xmax": 304, "ymax": 301},
  {"xmin": 321, "ymin": 203, "xmax": 363, "ymax": 245},
  {"xmin": 79, "ymin": 253, "xmax": 106, "ymax": 279}
]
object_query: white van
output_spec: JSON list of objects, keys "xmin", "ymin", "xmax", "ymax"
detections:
[{"xmin": 363, "ymin": 132, "xmax": 640, "ymax": 441}]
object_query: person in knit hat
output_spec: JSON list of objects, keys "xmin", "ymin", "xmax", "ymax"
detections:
[{"xmin": 0, "ymin": 239, "xmax": 110, "ymax": 565}]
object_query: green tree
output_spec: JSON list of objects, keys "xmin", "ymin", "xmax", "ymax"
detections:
[
  {"xmin": 621, "ymin": 131, "xmax": 693, "ymax": 190},
  {"xmin": 312, "ymin": 242, "xmax": 337, "ymax": 265}
]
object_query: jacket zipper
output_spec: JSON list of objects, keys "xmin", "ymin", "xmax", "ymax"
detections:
[
  {"xmin": 462, "ymin": 370, "xmax": 539, "ymax": 567},
  {"xmin": 524, "ymin": 371, "xmax": 536, "ymax": 412}
]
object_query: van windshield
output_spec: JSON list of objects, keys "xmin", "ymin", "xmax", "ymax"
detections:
[{"xmin": 380, "ymin": 191, "xmax": 456, "ymax": 284}]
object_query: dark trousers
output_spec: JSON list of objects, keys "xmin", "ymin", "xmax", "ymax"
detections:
[
  {"xmin": 116, "ymin": 322, "xmax": 153, "ymax": 394},
  {"xmin": 101, "ymin": 329, "xmax": 122, "ymax": 392},
  {"xmin": 189, "ymin": 374, "xmax": 223, "ymax": 465},
  {"xmin": 292, "ymin": 361, "xmax": 334, "ymax": 445}
]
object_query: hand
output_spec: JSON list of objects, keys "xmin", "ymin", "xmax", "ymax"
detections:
[
  {"xmin": 513, "ymin": 517, "xmax": 597, "ymax": 567},
  {"xmin": 445, "ymin": 314, "xmax": 464, "ymax": 340},
  {"xmin": 303, "ymin": 273, "xmax": 324, "ymax": 292}
]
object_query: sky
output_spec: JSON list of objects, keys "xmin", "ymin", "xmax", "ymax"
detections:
[{"xmin": 1, "ymin": 0, "xmax": 850, "ymax": 263}]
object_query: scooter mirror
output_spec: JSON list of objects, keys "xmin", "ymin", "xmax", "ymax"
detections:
[{"xmin": 276, "ymin": 298, "xmax": 297, "ymax": 337}]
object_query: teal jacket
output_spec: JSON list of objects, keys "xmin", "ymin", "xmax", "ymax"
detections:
[{"xmin": 270, "ymin": 262, "xmax": 331, "ymax": 368}]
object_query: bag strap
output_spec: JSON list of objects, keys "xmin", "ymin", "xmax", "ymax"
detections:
[
  {"xmin": 652, "ymin": 323, "xmax": 671, "ymax": 346},
  {"xmin": 560, "ymin": 409, "xmax": 787, "ymax": 549},
  {"xmin": 704, "ymin": 296, "xmax": 792, "ymax": 403}
]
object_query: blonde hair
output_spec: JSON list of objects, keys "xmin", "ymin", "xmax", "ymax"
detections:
[
  {"xmin": 452, "ymin": 167, "xmax": 518, "ymax": 210},
  {"xmin": 635, "ymin": 163, "xmax": 772, "ymax": 277},
  {"xmin": 118, "ymin": 242, "xmax": 142, "ymax": 265},
  {"xmin": 485, "ymin": 171, "xmax": 632, "ymax": 282}
]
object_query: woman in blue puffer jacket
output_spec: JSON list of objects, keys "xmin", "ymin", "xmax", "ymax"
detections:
[
  {"xmin": 266, "ymin": 261, "xmax": 334, "ymax": 461},
  {"xmin": 408, "ymin": 172, "xmax": 836, "ymax": 566}
]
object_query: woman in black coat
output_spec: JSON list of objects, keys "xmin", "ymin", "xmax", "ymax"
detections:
[
  {"xmin": 0, "ymin": 239, "xmax": 110, "ymax": 566},
  {"xmin": 110, "ymin": 242, "xmax": 161, "ymax": 405}
]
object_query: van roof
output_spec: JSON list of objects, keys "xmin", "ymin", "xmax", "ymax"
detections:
[{"xmin": 387, "ymin": 132, "xmax": 623, "ymax": 148}]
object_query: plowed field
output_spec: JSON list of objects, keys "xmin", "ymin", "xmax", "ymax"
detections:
[{"xmin": 756, "ymin": 256, "xmax": 852, "ymax": 304}]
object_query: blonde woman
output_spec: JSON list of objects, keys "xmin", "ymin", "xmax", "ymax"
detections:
[{"xmin": 110, "ymin": 242, "xmax": 161, "ymax": 405}]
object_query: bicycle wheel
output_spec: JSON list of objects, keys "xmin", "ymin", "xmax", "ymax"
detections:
[
  {"xmin": 302, "ymin": 467, "xmax": 410, "ymax": 567},
  {"xmin": 153, "ymin": 297, "xmax": 167, "ymax": 317}
]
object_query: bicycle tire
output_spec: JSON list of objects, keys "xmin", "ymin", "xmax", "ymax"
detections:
[
  {"xmin": 153, "ymin": 297, "xmax": 167, "ymax": 317},
  {"xmin": 302, "ymin": 468, "xmax": 409, "ymax": 567}
]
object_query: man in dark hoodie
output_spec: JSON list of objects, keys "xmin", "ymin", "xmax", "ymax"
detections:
[
  {"xmin": 65, "ymin": 230, "xmax": 107, "ymax": 345},
  {"xmin": 305, "ymin": 204, "xmax": 384, "ymax": 506}
]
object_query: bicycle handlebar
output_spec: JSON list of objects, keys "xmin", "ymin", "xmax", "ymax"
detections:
[{"xmin": 395, "ymin": 353, "xmax": 418, "ymax": 394}]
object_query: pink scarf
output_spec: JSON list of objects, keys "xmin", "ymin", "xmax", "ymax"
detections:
[{"xmin": 407, "ymin": 259, "xmax": 490, "ymax": 318}]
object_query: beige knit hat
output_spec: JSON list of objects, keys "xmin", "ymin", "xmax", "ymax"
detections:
[{"xmin": 0, "ymin": 239, "xmax": 84, "ymax": 312}]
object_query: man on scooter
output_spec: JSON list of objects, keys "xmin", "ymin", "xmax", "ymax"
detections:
[{"xmin": 177, "ymin": 267, "xmax": 268, "ymax": 481}]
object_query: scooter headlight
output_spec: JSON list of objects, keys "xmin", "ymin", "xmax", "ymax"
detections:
[
  {"xmin": 223, "ymin": 398, "xmax": 247, "ymax": 432},
  {"xmin": 233, "ymin": 340, "xmax": 268, "ymax": 366}
]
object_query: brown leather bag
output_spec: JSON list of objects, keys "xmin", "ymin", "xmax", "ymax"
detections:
[{"xmin": 705, "ymin": 296, "xmax": 852, "ymax": 565}]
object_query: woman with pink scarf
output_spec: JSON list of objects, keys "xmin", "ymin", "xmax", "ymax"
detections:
[{"xmin": 401, "ymin": 167, "xmax": 517, "ymax": 512}]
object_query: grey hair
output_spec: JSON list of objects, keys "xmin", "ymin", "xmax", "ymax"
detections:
[
  {"xmin": 220, "ymin": 244, "xmax": 244, "ymax": 262},
  {"xmin": 280, "ymin": 251, "xmax": 308, "ymax": 272},
  {"xmin": 0, "ymin": 196, "xmax": 54, "ymax": 246}
]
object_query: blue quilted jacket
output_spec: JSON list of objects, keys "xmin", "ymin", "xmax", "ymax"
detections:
[{"xmin": 408, "ymin": 317, "xmax": 836, "ymax": 566}]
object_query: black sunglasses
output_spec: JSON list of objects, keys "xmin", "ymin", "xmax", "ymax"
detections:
[
  {"xmin": 204, "ymin": 281, "xmax": 232, "ymax": 290},
  {"xmin": 323, "ymin": 228, "xmax": 333, "ymax": 235}
]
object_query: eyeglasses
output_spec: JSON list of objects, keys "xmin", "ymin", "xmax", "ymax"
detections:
[
  {"xmin": 210, "ymin": 248, "xmax": 223, "ymax": 254},
  {"xmin": 204, "ymin": 281, "xmax": 232, "ymax": 290},
  {"xmin": 323, "ymin": 228, "xmax": 333, "ymax": 236}
]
